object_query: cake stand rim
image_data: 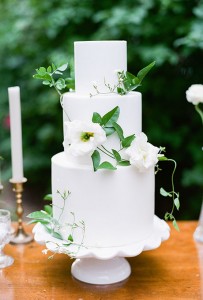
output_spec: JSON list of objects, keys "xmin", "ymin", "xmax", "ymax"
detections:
[{"xmin": 33, "ymin": 215, "xmax": 170, "ymax": 260}]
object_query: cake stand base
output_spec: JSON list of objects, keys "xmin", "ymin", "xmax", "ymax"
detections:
[{"xmin": 71, "ymin": 257, "xmax": 131, "ymax": 285}]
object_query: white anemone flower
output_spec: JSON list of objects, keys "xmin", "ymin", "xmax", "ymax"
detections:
[
  {"xmin": 63, "ymin": 120, "xmax": 107, "ymax": 157},
  {"xmin": 125, "ymin": 132, "xmax": 160, "ymax": 172}
]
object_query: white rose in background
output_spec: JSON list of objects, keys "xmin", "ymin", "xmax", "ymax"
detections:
[
  {"xmin": 63, "ymin": 120, "xmax": 107, "ymax": 157},
  {"xmin": 186, "ymin": 84, "xmax": 203, "ymax": 125},
  {"xmin": 186, "ymin": 85, "xmax": 203, "ymax": 242},
  {"xmin": 186, "ymin": 84, "xmax": 203, "ymax": 105},
  {"xmin": 125, "ymin": 132, "xmax": 160, "ymax": 172}
]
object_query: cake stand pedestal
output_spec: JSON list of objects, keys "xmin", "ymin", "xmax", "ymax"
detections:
[
  {"xmin": 71, "ymin": 257, "xmax": 131, "ymax": 284},
  {"xmin": 33, "ymin": 215, "xmax": 170, "ymax": 285}
]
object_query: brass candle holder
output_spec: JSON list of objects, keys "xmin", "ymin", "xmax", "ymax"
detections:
[
  {"xmin": 0, "ymin": 184, "xmax": 3, "ymax": 194},
  {"xmin": 10, "ymin": 178, "xmax": 33, "ymax": 244}
]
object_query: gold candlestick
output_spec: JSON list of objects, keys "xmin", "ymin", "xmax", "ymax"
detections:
[
  {"xmin": 0, "ymin": 184, "xmax": 3, "ymax": 194},
  {"xmin": 10, "ymin": 178, "xmax": 33, "ymax": 244}
]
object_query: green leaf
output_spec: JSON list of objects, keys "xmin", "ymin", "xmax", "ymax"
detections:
[
  {"xmin": 117, "ymin": 87, "xmax": 126, "ymax": 95},
  {"xmin": 158, "ymin": 155, "xmax": 168, "ymax": 161},
  {"xmin": 52, "ymin": 63, "xmax": 57, "ymax": 71},
  {"xmin": 112, "ymin": 122, "xmax": 124, "ymax": 141},
  {"xmin": 43, "ymin": 80, "xmax": 51, "ymax": 86},
  {"xmin": 97, "ymin": 162, "xmax": 117, "ymax": 170},
  {"xmin": 27, "ymin": 210, "xmax": 51, "ymax": 220},
  {"xmin": 27, "ymin": 219, "xmax": 50, "ymax": 225},
  {"xmin": 118, "ymin": 160, "xmax": 130, "ymax": 166},
  {"xmin": 37, "ymin": 67, "xmax": 47, "ymax": 76},
  {"xmin": 51, "ymin": 231, "xmax": 63, "ymax": 240},
  {"xmin": 112, "ymin": 149, "xmax": 121, "ymax": 162},
  {"xmin": 121, "ymin": 134, "xmax": 135, "ymax": 148},
  {"xmin": 91, "ymin": 150, "xmax": 100, "ymax": 171},
  {"xmin": 55, "ymin": 78, "xmax": 66, "ymax": 90},
  {"xmin": 102, "ymin": 106, "xmax": 120, "ymax": 127},
  {"xmin": 44, "ymin": 194, "xmax": 52, "ymax": 201},
  {"xmin": 68, "ymin": 234, "xmax": 73, "ymax": 242},
  {"xmin": 92, "ymin": 112, "xmax": 102, "ymax": 124},
  {"xmin": 103, "ymin": 127, "xmax": 115, "ymax": 136},
  {"xmin": 172, "ymin": 219, "xmax": 180, "ymax": 231},
  {"xmin": 164, "ymin": 212, "xmax": 170, "ymax": 220},
  {"xmin": 123, "ymin": 73, "xmax": 141, "ymax": 91},
  {"xmin": 57, "ymin": 63, "xmax": 68, "ymax": 72},
  {"xmin": 65, "ymin": 78, "xmax": 75, "ymax": 90},
  {"xmin": 174, "ymin": 197, "xmax": 180, "ymax": 211},
  {"xmin": 47, "ymin": 66, "xmax": 52, "ymax": 73},
  {"xmin": 44, "ymin": 205, "xmax": 52, "ymax": 215},
  {"xmin": 137, "ymin": 61, "xmax": 155, "ymax": 82},
  {"xmin": 160, "ymin": 187, "xmax": 172, "ymax": 197}
]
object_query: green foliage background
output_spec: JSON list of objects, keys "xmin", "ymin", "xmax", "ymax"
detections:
[{"xmin": 0, "ymin": 0, "xmax": 203, "ymax": 219}]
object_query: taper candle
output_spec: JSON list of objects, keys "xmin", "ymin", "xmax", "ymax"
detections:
[{"xmin": 8, "ymin": 86, "xmax": 24, "ymax": 182}]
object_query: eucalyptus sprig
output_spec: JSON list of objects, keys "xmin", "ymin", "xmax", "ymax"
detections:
[
  {"xmin": 90, "ymin": 61, "xmax": 155, "ymax": 97},
  {"xmin": 91, "ymin": 106, "xmax": 134, "ymax": 171},
  {"xmin": 27, "ymin": 190, "xmax": 85, "ymax": 258}
]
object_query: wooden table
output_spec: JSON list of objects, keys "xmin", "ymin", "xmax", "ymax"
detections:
[{"xmin": 1, "ymin": 222, "xmax": 202, "ymax": 300}]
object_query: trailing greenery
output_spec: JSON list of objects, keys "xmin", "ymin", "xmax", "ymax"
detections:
[
  {"xmin": 0, "ymin": 0, "xmax": 203, "ymax": 219},
  {"xmin": 27, "ymin": 191, "xmax": 85, "ymax": 258}
]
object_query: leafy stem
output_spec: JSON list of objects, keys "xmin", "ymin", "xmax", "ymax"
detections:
[
  {"xmin": 27, "ymin": 190, "xmax": 85, "ymax": 258},
  {"xmin": 33, "ymin": 63, "xmax": 74, "ymax": 121},
  {"xmin": 159, "ymin": 157, "xmax": 180, "ymax": 231},
  {"xmin": 90, "ymin": 61, "xmax": 155, "ymax": 97}
]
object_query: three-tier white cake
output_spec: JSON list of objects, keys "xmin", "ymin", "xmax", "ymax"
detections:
[{"xmin": 51, "ymin": 41, "xmax": 155, "ymax": 248}]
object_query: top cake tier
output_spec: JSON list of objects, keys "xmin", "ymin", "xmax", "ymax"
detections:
[{"xmin": 74, "ymin": 41, "xmax": 127, "ymax": 94}]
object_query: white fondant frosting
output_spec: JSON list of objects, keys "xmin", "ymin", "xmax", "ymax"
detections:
[
  {"xmin": 52, "ymin": 152, "xmax": 155, "ymax": 247},
  {"xmin": 74, "ymin": 41, "xmax": 127, "ymax": 94},
  {"xmin": 51, "ymin": 40, "xmax": 155, "ymax": 249}
]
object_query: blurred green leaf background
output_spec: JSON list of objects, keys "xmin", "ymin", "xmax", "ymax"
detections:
[{"xmin": 0, "ymin": 0, "xmax": 202, "ymax": 219}]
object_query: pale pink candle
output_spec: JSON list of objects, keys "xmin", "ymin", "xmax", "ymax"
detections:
[{"xmin": 8, "ymin": 86, "xmax": 24, "ymax": 182}]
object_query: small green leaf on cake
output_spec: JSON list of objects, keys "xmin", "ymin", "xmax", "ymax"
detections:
[
  {"xmin": 97, "ymin": 161, "xmax": 117, "ymax": 170},
  {"xmin": 112, "ymin": 149, "xmax": 121, "ymax": 162},
  {"xmin": 103, "ymin": 127, "xmax": 115, "ymax": 136},
  {"xmin": 91, "ymin": 150, "xmax": 101, "ymax": 171},
  {"xmin": 117, "ymin": 87, "xmax": 126, "ymax": 95},
  {"xmin": 102, "ymin": 106, "xmax": 120, "ymax": 127},
  {"xmin": 121, "ymin": 134, "xmax": 135, "ymax": 148},
  {"xmin": 118, "ymin": 160, "xmax": 130, "ymax": 166},
  {"xmin": 92, "ymin": 112, "xmax": 102, "ymax": 124},
  {"xmin": 68, "ymin": 234, "xmax": 74, "ymax": 242},
  {"xmin": 112, "ymin": 122, "xmax": 124, "ymax": 141}
]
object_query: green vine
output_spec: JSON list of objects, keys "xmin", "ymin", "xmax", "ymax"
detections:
[{"xmin": 27, "ymin": 190, "xmax": 85, "ymax": 258}]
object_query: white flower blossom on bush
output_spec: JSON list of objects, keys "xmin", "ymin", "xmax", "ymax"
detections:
[
  {"xmin": 125, "ymin": 132, "xmax": 160, "ymax": 172},
  {"xmin": 186, "ymin": 84, "xmax": 203, "ymax": 105},
  {"xmin": 63, "ymin": 120, "xmax": 107, "ymax": 157}
]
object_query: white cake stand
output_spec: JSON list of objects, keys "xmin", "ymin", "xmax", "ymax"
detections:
[{"xmin": 33, "ymin": 215, "xmax": 170, "ymax": 285}]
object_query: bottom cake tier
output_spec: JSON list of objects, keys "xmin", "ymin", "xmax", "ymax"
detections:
[{"xmin": 51, "ymin": 152, "xmax": 155, "ymax": 248}]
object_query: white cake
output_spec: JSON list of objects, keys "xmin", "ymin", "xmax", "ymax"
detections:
[{"xmin": 52, "ymin": 41, "xmax": 155, "ymax": 248}]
